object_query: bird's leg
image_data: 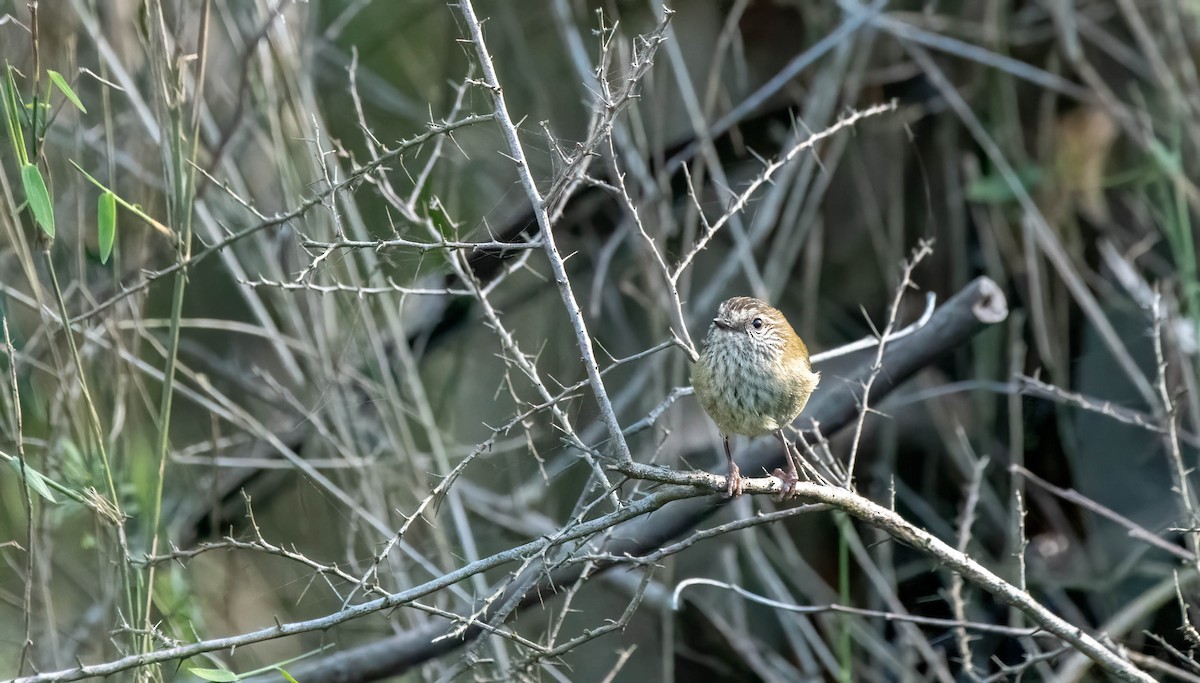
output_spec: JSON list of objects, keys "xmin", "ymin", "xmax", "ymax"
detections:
[
  {"xmin": 772, "ymin": 430, "xmax": 801, "ymax": 498},
  {"xmin": 723, "ymin": 436, "xmax": 743, "ymax": 497}
]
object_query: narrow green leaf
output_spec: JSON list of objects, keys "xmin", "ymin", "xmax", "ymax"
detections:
[
  {"xmin": 966, "ymin": 166, "xmax": 1044, "ymax": 204},
  {"xmin": 46, "ymin": 70, "xmax": 86, "ymax": 113},
  {"xmin": 188, "ymin": 668, "xmax": 240, "ymax": 682},
  {"xmin": 20, "ymin": 164, "xmax": 54, "ymax": 238},
  {"xmin": 98, "ymin": 190, "xmax": 116, "ymax": 263},
  {"xmin": 1148, "ymin": 139, "xmax": 1182, "ymax": 175},
  {"xmin": 2, "ymin": 65, "xmax": 28, "ymax": 165},
  {"xmin": 276, "ymin": 669, "xmax": 299, "ymax": 683},
  {"xmin": 70, "ymin": 160, "xmax": 172, "ymax": 239},
  {"xmin": 6, "ymin": 458, "xmax": 58, "ymax": 503}
]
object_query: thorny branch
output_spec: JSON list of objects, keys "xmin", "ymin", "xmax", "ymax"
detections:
[
  {"xmin": 65, "ymin": 113, "xmax": 495, "ymax": 325},
  {"xmin": 844, "ymin": 239, "xmax": 933, "ymax": 483}
]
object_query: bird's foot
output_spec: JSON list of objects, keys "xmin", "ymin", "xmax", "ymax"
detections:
[
  {"xmin": 772, "ymin": 467, "xmax": 801, "ymax": 500},
  {"xmin": 725, "ymin": 462, "xmax": 744, "ymax": 498}
]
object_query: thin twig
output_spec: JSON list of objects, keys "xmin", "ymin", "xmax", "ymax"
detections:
[
  {"xmin": 454, "ymin": 0, "xmax": 663, "ymax": 466},
  {"xmin": 673, "ymin": 577, "xmax": 1048, "ymax": 638},
  {"xmin": 844, "ymin": 240, "xmax": 933, "ymax": 483}
]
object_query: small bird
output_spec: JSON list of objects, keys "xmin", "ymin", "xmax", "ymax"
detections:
[{"xmin": 692, "ymin": 296, "xmax": 820, "ymax": 497}]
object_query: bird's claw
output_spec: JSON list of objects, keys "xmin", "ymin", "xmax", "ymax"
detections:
[
  {"xmin": 772, "ymin": 467, "xmax": 800, "ymax": 500},
  {"xmin": 725, "ymin": 462, "xmax": 744, "ymax": 498}
]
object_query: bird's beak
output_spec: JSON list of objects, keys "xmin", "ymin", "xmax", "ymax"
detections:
[{"xmin": 713, "ymin": 317, "xmax": 731, "ymax": 330}]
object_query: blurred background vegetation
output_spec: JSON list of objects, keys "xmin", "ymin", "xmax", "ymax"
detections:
[{"xmin": 1, "ymin": 0, "xmax": 1199, "ymax": 681}]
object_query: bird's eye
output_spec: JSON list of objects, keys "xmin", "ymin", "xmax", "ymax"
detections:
[{"xmin": 751, "ymin": 318, "xmax": 763, "ymax": 329}]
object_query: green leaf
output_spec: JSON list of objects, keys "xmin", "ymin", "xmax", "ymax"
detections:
[
  {"xmin": 20, "ymin": 163, "xmax": 54, "ymax": 238},
  {"xmin": 3, "ymin": 65, "xmax": 28, "ymax": 165},
  {"xmin": 188, "ymin": 668, "xmax": 240, "ymax": 682},
  {"xmin": 966, "ymin": 166, "xmax": 1044, "ymax": 204},
  {"xmin": 6, "ymin": 458, "xmax": 58, "ymax": 503},
  {"xmin": 276, "ymin": 669, "xmax": 299, "ymax": 683},
  {"xmin": 46, "ymin": 70, "xmax": 86, "ymax": 113},
  {"xmin": 98, "ymin": 190, "xmax": 116, "ymax": 263},
  {"xmin": 1148, "ymin": 138, "xmax": 1183, "ymax": 175}
]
